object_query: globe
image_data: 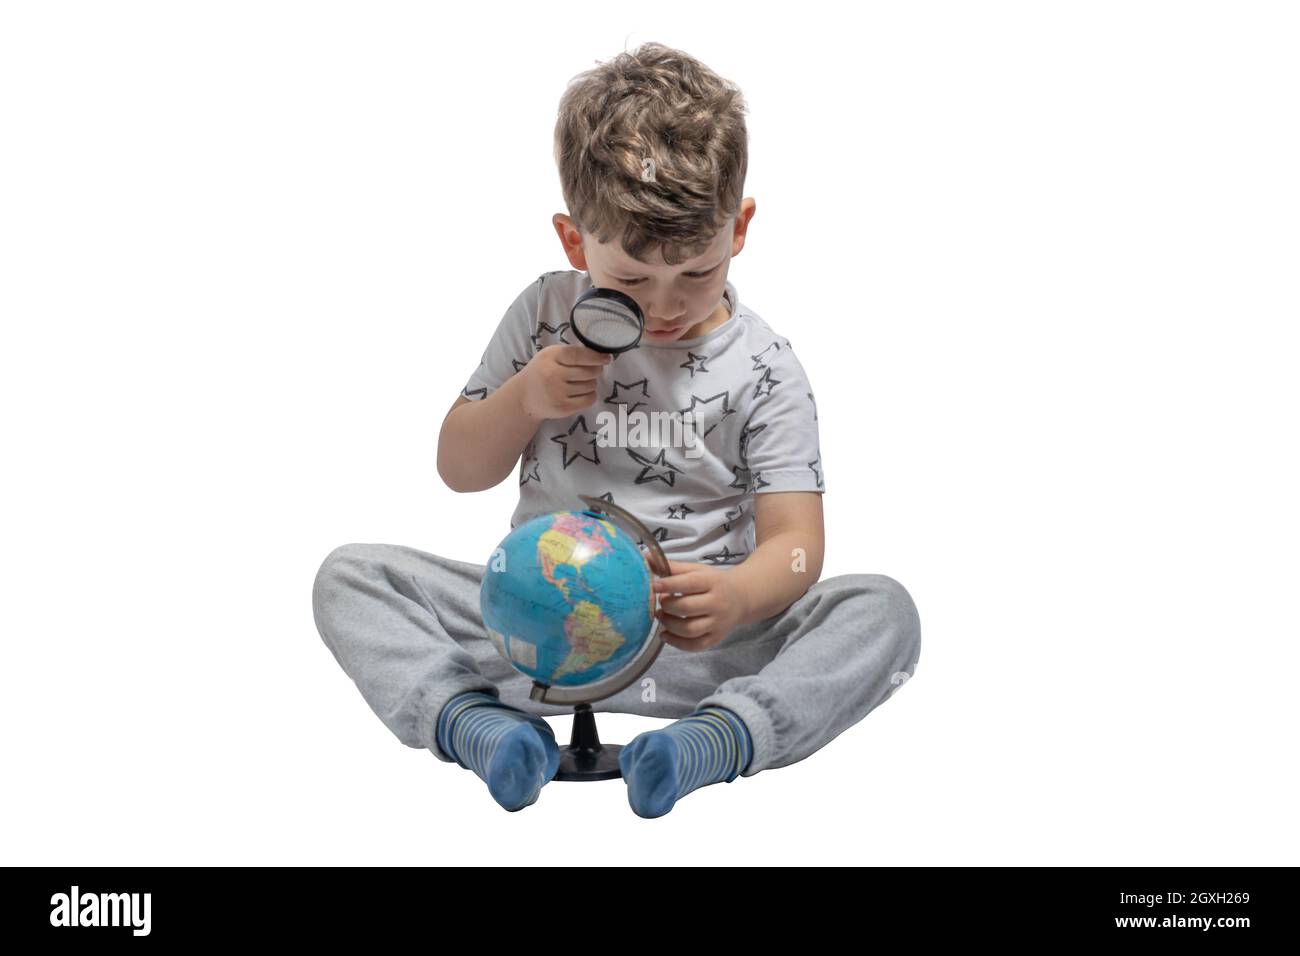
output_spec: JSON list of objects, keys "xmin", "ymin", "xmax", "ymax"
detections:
[{"xmin": 481, "ymin": 509, "xmax": 657, "ymax": 692}]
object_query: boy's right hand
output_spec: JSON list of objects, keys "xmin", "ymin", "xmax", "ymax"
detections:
[{"xmin": 518, "ymin": 344, "xmax": 613, "ymax": 421}]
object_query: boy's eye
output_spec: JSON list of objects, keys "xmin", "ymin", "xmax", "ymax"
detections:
[{"xmin": 614, "ymin": 267, "xmax": 715, "ymax": 286}]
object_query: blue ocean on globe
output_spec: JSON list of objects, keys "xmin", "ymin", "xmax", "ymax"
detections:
[{"xmin": 480, "ymin": 510, "xmax": 655, "ymax": 687}]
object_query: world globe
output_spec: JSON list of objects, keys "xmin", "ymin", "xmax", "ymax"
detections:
[{"xmin": 480, "ymin": 506, "xmax": 659, "ymax": 696}]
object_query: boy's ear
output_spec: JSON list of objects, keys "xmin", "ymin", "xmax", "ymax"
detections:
[{"xmin": 552, "ymin": 214, "xmax": 589, "ymax": 271}]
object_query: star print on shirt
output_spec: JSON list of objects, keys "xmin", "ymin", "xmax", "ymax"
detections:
[
  {"xmin": 666, "ymin": 503, "xmax": 694, "ymax": 520},
  {"xmin": 751, "ymin": 341, "xmax": 782, "ymax": 371},
  {"xmin": 604, "ymin": 379, "xmax": 650, "ymax": 415},
  {"xmin": 519, "ymin": 440, "xmax": 541, "ymax": 486},
  {"xmin": 532, "ymin": 320, "xmax": 571, "ymax": 352},
  {"xmin": 808, "ymin": 455, "xmax": 824, "ymax": 489},
  {"xmin": 701, "ymin": 544, "xmax": 748, "ymax": 565},
  {"xmin": 753, "ymin": 366, "xmax": 782, "ymax": 399},
  {"xmin": 512, "ymin": 358, "xmax": 529, "ymax": 373},
  {"xmin": 629, "ymin": 526, "xmax": 671, "ymax": 551},
  {"xmin": 807, "ymin": 391, "xmax": 818, "ymax": 420},
  {"xmin": 679, "ymin": 351, "xmax": 710, "ymax": 377},
  {"xmin": 731, "ymin": 464, "xmax": 771, "ymax": 493},
  {"xmin": 627, "ymin": 447, "xmax": 684, "ymax": 486},
  {"xmin": 678, "ymin": 390, "xmax": 736, "ymax": 439},
  {"xmin": 738, "ymin": 422, "xmax": 767, "ymax": 465},
  {"xmin": 722, "ymin": 502, "xmax": 747, "ymax": 531},
  {"xmin": 550, "ymin": 415, "xmax": 601, "ymax": 468},
  {"xmin": 462, "ymin": 385, "xmax": 487, "ymax": 400}
]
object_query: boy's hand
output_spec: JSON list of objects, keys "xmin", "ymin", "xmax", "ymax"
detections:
[
  {"xmin": 518, "ymin": 344, "xmax": 612, "ymax": 421},
  {"xmin": 651, "ymin": 560, "xmax": 751, "ymax": 652}
]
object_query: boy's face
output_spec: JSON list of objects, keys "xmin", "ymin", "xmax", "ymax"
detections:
[{"xmin": 553, "ymin": 197, "xmax": 756, "ymax": 343}]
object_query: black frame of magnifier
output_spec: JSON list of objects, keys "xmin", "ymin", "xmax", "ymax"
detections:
[{"xmin": 568, "ymin": 286, "xmax": 646, "ymax": 355}]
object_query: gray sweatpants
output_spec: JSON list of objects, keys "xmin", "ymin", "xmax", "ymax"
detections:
[{"xmin": 311, "ymin": 544, "xmax": 922, "ymax": 777}]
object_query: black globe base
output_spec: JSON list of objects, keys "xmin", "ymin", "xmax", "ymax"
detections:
[{"xmin": 554, "ymin": 702, "xmax": 623, "ymax": 782}]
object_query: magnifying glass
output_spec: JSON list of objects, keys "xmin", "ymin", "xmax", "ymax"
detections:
[{"xmin": 569, "ymin": 287, "xmax": 645, "ymax": 355}]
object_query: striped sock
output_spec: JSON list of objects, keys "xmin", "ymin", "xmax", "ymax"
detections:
[
  {"xmin": 435, "ymin": 690, "xmax": 560, "ymax": 812},
  {"xmin": 618, "ymin": 706, "xmax": 754, "ymax": 819}
]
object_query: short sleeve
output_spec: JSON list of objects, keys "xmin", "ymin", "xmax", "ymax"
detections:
[
  {"xmin": 740, "ymin": 341, "xmax": 826, "ymax": 494},
  {"xmin": 459, "ymin": 277, "xmax": 541, "ymax": 401}
]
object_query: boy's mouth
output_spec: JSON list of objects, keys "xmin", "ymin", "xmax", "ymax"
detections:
[{"xmin": 647, "ymin": 326, "xmax": 682, "ymax": 338}]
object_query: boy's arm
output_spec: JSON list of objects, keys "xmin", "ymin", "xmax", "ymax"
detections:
[
  {"xmin": 440, "ymin": 334, "xmax": 611, "ymax": 493},
  {"xmin": 437, "ymin": 375, "xmax": 541, "ymax": 493},
  {"xmin": 730, "ymin": 491, "xmax": 826, "ymax": 625},
  {"xmin": 651, "ymin": 492, "xmax": 824, "ymax": 651}
]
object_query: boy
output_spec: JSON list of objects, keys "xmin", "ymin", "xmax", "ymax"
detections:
[{"xmin": 312, "ymin": 43, "xmax": 921, "ymax": 818}]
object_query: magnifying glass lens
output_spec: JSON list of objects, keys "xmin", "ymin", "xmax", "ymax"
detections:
[{"xmin": 570, "ymin": 288, "xmax": 644, "ymax": 354}]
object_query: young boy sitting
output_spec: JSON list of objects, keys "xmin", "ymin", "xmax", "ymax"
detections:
[{"xmin": 312, "ymin": 42, "xmax": 921, "ymax": 818}]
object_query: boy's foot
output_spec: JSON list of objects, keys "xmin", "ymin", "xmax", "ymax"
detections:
[
  {"xmin": 618, "ymin": 706, "xmax": 753, "ymax": 818},
  {"xmin": 435, "ymin": 690, "xmax": 560, "ymax": 812}
]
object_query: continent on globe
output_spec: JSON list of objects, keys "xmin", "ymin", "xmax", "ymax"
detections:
[
  {"xmin": 537, "ymin": 513, "xmax": 618, "ymax": 602},
  {"xmin": 553, "ymin": 599, "xmax": 627, "ymax": 680}
]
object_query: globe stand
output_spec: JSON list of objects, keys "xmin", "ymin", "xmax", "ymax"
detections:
[{"xmin": 553, "ymin": 701, "xmax": 623, "ymax": 782}]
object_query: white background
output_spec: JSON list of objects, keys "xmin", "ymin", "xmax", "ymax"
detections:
[{"xmin": 2, "ymin": 1, "xmax": 1296, "ymax": 865}]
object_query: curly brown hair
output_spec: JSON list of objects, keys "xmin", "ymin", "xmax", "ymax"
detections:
[{"xmin": 553, "ymin": 42, "xmax": 749, "ymax": 266}]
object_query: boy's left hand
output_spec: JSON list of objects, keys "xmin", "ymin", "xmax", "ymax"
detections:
[{"xmin": 651, "ymin": 560, "xmax": 750, "ymax": 652}]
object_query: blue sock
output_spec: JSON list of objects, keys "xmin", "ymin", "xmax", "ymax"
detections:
[
  {"xmin": 618, "ymin": 706, "xmax": 753, "ymax": 818},
  {"xmin": 435, "ymin": 690, "xmax": 560, "ymax": 812}
]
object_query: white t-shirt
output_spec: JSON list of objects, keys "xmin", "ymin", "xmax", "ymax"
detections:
[{"xmin": 460, "ymin": 269, "xmax": 825, "ymax": 565}]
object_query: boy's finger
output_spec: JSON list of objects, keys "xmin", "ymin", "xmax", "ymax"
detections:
[
  {"xmin": 655, "ymin": 560, "xmax": 695, "ymax": 586},
  {"xmin": 658, "ymin": 593, "xmax": 708, "ymax": 617},
  {"xmin": 653, "ymin": 572, "xmax": 707, "ymax": 594},
  {"xmin": 557, "ymin": 345, "xmax": 613, "ymax": 367}
]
